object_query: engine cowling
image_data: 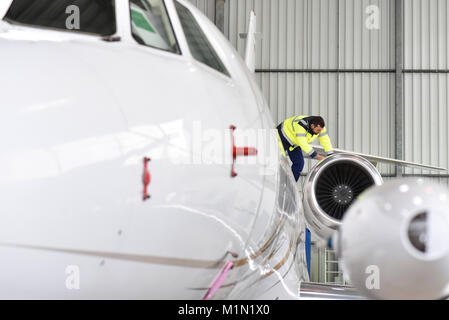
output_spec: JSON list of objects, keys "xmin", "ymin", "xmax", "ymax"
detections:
[
  {"xmin": 302, "ymin": 153, "xmax": 383, "ymax": 239},
  {"xmin": 336, "ymin": 179, "xmax": 449, "ymax": 299}
]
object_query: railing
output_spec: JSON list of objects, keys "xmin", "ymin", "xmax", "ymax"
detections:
[{"xmin": 324, "ymin": 248, "xmax": 349, "ymax": 285}]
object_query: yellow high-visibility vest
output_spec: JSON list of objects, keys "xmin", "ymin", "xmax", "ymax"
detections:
[{"xmin": 279, "ymin": 115, "xmax": 334, "ymax": 158}]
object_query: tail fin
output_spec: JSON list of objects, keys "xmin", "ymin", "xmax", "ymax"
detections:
[{"xmin": 244, "ymin": 10, "xmax": 257, "ymax": 73}]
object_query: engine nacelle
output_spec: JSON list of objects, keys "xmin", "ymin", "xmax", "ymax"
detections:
[
  {"xmin": 337, "ymin": 179, "xmax": 449, "ymax": 300},
  {"xmin": 302, "ymin": 153, "xmax": 383, "ymax": 239}
]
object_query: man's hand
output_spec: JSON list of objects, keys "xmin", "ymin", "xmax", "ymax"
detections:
[{"xmin": 315, "ymin": 154, "xmax": 325, "ymax": 161}]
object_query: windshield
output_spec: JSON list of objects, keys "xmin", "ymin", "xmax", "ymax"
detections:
[
  {"xmin": 174, "ymin": 1, "xmax": 229, "ymax": 77},
  {"xmin": 130, "ymin": 0, "xmax": 180, "ymax": 54},
  {"xmin": 4, "ymin": 0, "xmax": 116, "ymax": 36}
]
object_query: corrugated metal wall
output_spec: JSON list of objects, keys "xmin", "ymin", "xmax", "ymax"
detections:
[
  {"xmin": 223, "ymin": 0, "xmax": 393, "ymax": 69},
  {"xmin": 403, "ymin": 0, "xmax": 449, "ymax": 179},
  {"xmin": 187, "ymin": 0, "xmax": 215, "ymax": 22},
  {"xmin": 189, "ymin": 0, "xmax": 449, "ymax": 184}
]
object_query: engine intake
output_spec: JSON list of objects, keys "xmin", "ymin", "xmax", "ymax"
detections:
[{"xmin": 303, "ymin": 153, "xmax": 383, "ymax": 239}]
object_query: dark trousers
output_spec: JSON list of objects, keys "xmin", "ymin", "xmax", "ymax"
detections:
[{"xmin": 277, "ymin": 124, "xmax": 305, "ymax": 182}]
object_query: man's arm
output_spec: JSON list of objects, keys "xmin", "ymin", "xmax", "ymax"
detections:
[
  {"xmin": 318, "ymin": 127, "xmax": 334, "ymax": 155},
  {"xmin": 295, "ymin": 135, "xmax": 319, "ymax": 159}
]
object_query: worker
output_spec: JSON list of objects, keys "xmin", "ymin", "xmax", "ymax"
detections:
[
  {"xmin": 277, "ymin": 115, "xmax": 334, "ymax": 182},
  {"xmin": 277, "ymin": 115, "xmax": 334, "ymax": 278}
]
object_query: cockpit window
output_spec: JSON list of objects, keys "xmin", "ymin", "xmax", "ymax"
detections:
[
  {"xmin": 174, "ymin": 1, "xmax": 229, "ymax": 77},
  {"xmin": 130, "ymin": 0, "xmax": 180, "ymax": 54},
  {"xmin": 4, "ymin": 0, "xmax": 116, "ymax": 36}
]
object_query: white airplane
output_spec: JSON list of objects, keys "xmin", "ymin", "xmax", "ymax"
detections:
[
  {"xmin": 0, "ymin": 0, "xmax": 448, "ymax": 300},
  {"xmin": 0, "ymin": 0, "xmax": 309, "ymax": 300}
]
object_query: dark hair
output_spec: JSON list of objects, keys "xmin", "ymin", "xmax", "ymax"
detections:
[{"xmin": 310, "ymin": 116, "xmax": 325, "ymax": 128}]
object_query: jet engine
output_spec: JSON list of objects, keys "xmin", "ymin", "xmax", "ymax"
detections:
[
  {"xmin": 336, "ymin": 179, "xmax": 449, "ymax": 299},
  {"xmin": 302, "ymin": 153, "xmax": 383, "ymax": 239}
]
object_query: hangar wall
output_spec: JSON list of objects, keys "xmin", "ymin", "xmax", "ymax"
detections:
[
  {"xmin": 187, "ymin": 0, "xmax": 216, "ymax": 21},
  {"xmin": 403, "ymin": 0, "xmax": 449, "ymax": 181},
  {"xmin": 189, "ymin": 0, "xmax": 449, "ymax": 185}
]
